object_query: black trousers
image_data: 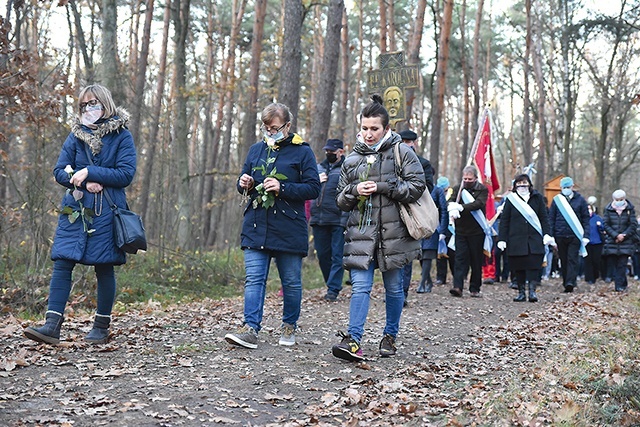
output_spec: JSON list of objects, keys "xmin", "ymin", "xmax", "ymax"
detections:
[
  {"xmin": 453, "ymin": 234, "xmax": 485, "ymax": 293},
  {"xmin": 556, "ymin": 236, "xmax": 581, "ymax": 287},
  {"xmin": 584, "ymin": 243, "xmax": 602, "ymax": 283}
]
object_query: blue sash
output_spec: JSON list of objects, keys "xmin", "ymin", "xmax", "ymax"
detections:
[
  {"xmin": 461, "ymin": 189, "xmax": 495, "ymax": 255},
  {"xmin": 553, "ymin": 194, "xmax": 587, "ymax": 257},
  {"xmin": 506, "ymin": 193, "xmax": 543, "ymax": 236}
]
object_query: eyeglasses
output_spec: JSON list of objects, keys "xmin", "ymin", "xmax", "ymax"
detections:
[
  {"xmin": 260, "ymin": 122, "xmax": 288, "ymax": 135},
  {"xmin": 515, "ymin": 184, "xmax": 529, "ymax": 188},
  {"xmin": 80, "ymin": 99, "xmax": 99, "ymax": 111}
]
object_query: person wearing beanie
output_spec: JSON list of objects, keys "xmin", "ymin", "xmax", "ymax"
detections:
[
  {"xmin": 549, "ymin": 176, "xmax": 590, "ymax": 292},
  {"xmin": 602, "ymin": 189, "xmax": 636, "ymax": 292}
]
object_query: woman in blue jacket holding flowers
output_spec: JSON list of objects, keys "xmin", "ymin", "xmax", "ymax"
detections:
[
  {"xmin": 25, "ymin": 84, "xmax": 136, "ymax": 345},
  {"xmin": 225, "ymin": 103, "xmax": 320, "ymax": 349}
]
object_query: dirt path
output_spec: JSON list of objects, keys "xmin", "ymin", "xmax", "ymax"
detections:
[{"xmin": 0, "ymin": 278, "xmax": 635, "ymax": 426}]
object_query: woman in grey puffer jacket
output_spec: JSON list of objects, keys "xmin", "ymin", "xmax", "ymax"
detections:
[{"xmin": 331, "ymin": 95, "xmax": 426, "ymax": 362}]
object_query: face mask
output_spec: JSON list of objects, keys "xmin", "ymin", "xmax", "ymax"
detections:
[
  {"xmin": 81, "ymin": 104, "xmax": 103, "ymax": 126},
  {"xmin": 463, "ymin": 180, "xmax": 476, "ymax": 189},
  {"xmin": 612, "ymin": 200, "xmax": 626, "ymax": 209},
  {"xmin": 561, "ymin": 188, "xmax": 573, "ymax": 197},
  {"xmin": 262, "ymin": 130, "xmax": 286, "ymax": 147},
  {"xmin": 516, "ymin": 187, "xmax": 530, "ymax": 197},
  {"xmin": 325, "ymin": 152, "xmax": 338, "ymax": 164}
]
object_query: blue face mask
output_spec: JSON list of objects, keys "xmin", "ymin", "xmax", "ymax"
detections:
[
  {"xmin": 612, "ymin": 200, "xmax": 626, "ymax": 209},
  {"xmin": 561, "ymin": 188, "xmax": 573, "ymax": 197},
  {"xmin": 263, "ymin": 130, "xmax": 286, "ymax": 147}
]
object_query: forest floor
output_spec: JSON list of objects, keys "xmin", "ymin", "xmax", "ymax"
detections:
[{"xmin": 1, "ymin": 275, "xmax": 640, "ymax": 426}]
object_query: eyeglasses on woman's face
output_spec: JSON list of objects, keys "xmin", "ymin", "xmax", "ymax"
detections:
[
  {"xmin": 260, "ymin": 122, "xmax": 288, "ymax": 135},
  {"xmin": 80, "ymin": 99, "xmax": 100, "ymax": 112}
]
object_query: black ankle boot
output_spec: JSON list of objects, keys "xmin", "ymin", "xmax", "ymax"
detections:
[
  {"xmin": 513, "ymin": 283, "xmax": 526, "ymax": 302},
  {"xmin": 24, "ymin": 311, "xmax": 64, "ymax": 345},
  {"xmin": 528, "ymin": 281, "xmax": 539, "ymax": 302},
  {"xmin": 85, "ymin": 314, "xmax": 111, "ymax": 344}
]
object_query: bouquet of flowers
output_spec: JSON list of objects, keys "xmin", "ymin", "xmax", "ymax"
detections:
[{"xmin": 60, "ymin": 165, "xmax": 96, "ymax": 235}]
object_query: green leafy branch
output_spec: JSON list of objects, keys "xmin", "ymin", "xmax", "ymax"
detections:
[{"xmin": 251, "ymin": 151, "xmax": 288, "ymax": 210}]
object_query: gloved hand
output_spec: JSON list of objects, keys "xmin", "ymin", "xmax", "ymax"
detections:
[
  {"xmin": 449, "ymin": 210, "xmax": 461, "ymax": 220},
  {"xmin": 543, "ymin": 234, "xmax": 553, "ymax": 246},
  {"xmin": 447, "ymin": 202, "xmax": 464, "ymax": 213},
  {"xmin": 496, "ymin": 204, "xmax": 504, "ymax": 215},
  {"xmin": 439, "ymin": 234, "xmax": 446, "ymax": 241},
  {"xmin": 582, "ymin": 237, "xmax": 590, "ymax": 246},
  {"xmin": 497, "ymin": 241, "xmax": 507, "ymax": 251}
]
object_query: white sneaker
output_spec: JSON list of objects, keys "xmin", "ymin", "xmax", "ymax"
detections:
[{"xmin": 278, "ymin": 323, "xmax": 296, "ymax": 346}]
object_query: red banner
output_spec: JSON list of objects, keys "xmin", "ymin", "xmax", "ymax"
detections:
[{"xmin": 472, "ymin": 116, "xmax": 500, "ymax": 220}]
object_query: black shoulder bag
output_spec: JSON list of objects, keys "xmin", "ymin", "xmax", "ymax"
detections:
[{"xmin": 83, "ymin": 144, "xmax": 147, "ymax": 254}]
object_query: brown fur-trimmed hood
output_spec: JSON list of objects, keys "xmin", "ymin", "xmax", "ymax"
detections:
[{"xmin": 71, "ymin": 107, "xmax": 130, "ymax": 155}]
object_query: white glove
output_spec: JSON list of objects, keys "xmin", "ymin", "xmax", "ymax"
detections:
[
  {"xmin": 582, "ymin": 237, "xmax": 590, "ymax": 245},
  {"xmin": 449, "ymin": 210, "xmax": 461, "ymax": 220},
  {"xmin": 439, "ymin": 234, "xmax": 446, "ymax": 241},
  {"xmin": 549, "ymin": 237, "xmax": 557, "ymax": 247},
  {"xmin": 497, "ymin": 241, "xmax": 507, "ymax": 251},
  {"xmin": 543, "ymin": 234, "xmax": 553, "ymax": 246},
  {"xmin": 496, "ymin": 204, "xmax": 504, "ymax": 215},
  {"xmin": 447, "ymin": 202, "xmax": 464, "ymax": 213}
]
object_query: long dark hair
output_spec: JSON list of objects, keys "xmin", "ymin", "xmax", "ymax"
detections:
[
  {"xmin": 361, "ymin": 94, "xmax": 389, "ymax": 128},
  {"xmin": 512, "ymin": 174, "xmax": 533, "ymax": 191}
]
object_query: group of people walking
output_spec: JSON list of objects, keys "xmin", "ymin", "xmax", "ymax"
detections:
[{"xmin": 24, "ymin": 86, "xmax": 635, "ymax": 364}]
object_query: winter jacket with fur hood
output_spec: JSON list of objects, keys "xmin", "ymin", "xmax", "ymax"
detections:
[
  {"xmin": 51, "ymin": 108, "xmax": 136, "ymax": 265},
  {"xmin": 337, "ymin": 131, "xmax": 425, "ymax": 272}
]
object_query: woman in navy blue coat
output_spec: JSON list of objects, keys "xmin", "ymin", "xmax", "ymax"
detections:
[
  {"xmin": 224, "ymin": 103, "xmax": 320, "ymax": 349},
  {"xmin": 25, "ymin": 84, "xmax": 136, "ymax": 345}
]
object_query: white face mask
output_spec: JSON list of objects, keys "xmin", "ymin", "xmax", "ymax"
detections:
[
  {"xmin": 81, "ymin": 104, "xmax": 103, "ymax": 126},
  {"xmin": 516, "ymin": 187, "xmax": 530, "ymax": 197},
  {"xmin": 561, "ymin": 188, "xmax": 573, "ymax": 197}
]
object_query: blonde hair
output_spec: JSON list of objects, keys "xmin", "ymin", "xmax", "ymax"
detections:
[{"xmin": 78, "ymin": 84, "xmax": 117, "ymax": 118}]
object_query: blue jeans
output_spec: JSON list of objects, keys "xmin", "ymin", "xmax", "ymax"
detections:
[
  {"xmin": 243, "ymin": 249, "xmax": 302, "ymax": 331},
  {"xmin": 312, "ymin": 225, "xmax": 345, "ymax": 296},
  {"xmin": 347, "ymin": 261, "xmax": 403, "ymax": 343},
  {"xmin": 48, "ymin": 260, "xmax": 116, "ymax": 316}
]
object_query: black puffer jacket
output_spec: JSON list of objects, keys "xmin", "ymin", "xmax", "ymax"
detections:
[
  {"xmin": 602, "ymin": 200, "xmax": 637, "ymax": 256},
  {"xmin": 337, "ymin": 132, "xmax": 425, "ymax": 272}
]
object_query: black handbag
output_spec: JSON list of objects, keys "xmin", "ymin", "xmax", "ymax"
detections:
[{"xmin": 84, "ymin": 144, "xmax": 147, "ymax": 254}]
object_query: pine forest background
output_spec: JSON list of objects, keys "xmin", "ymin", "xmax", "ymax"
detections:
[{"xmin": 1, "ymin": 0, "xmax": 640, "ymax": 274}]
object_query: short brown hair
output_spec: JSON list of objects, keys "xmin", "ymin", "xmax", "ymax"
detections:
[{"xmin": 261, "ymin": 103, "xmax": 291, "ymax": 125}]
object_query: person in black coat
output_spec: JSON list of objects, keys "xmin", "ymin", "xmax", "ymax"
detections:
[
  {"xmin": 497, "ymin": 175, "xmax": 552, "ymax": 302},
  {"xmin": 310, "ymin": 138, "xmax": 348, "ymax": 301},
  {"xmin": 602, "ymin": 189, "xmax": 637, "ymax": 292}
]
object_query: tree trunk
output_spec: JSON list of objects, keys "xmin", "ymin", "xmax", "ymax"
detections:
[
  {"xmin": 279, "ymin": 0, "xmax": 305, "ymax": 129},
  {"xmin": 429, "ymin": 0, "xmax": 453, "ymax": 174},
  {"xmin": 101, "ymin": 0, "xmax": 122, "ymax": 103},
  {"xmin": 387, "ymin": 0, "xmax": 396, "ymax": 52},
  {"xmin": 139, "ymin": 0, "xmax": 170, "ymax": 224},
  {"xmin": 471, "ymin": 0, "xmax": 484, "ymax": 134},
  {"xmin": 240, "ymin": 0, "xmax": 267, "ymax": 161},
  {"xmin": 378, "ymin": 0, "xmax": 387, "ymax": 53},
  {"xmin": 68, "ymin": 0, "xmax": 94, "ymax": 81},
  {"xmin": 170, "ymin": 0, "xmax": 192, "ymax": 249},
  {"xmin": 458, "ymin": 0, "xmax": 470, "ymax": 173},
  {"xmin": 129, "ymin": 0, "xmax": 155, "ymax": 153},
  {"xmin": 336, "ymin": 7, "xmax": 349, "ymax": 143},
  {"xmin": 522, "ymin": 0, "xmax": 532, "ymax": 164},
  {"xmin": 405, "ymin": 0, "xmax": 427, "ymax": 123},
  {"xmin": 308, "ymin": 0, "xmax": 344, "ymax": 155},
  {"xmin": 531, "ymin": 7, "xmax": 547, "ymax": 190}
]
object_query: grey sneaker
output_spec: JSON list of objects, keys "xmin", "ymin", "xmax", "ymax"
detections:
[
  {"xmin": 278, "ymin": 323, "xmax": 296, "ymax": 346},
  {"xmin": 379, "ymin": 334, "xmax": 397, "ymax": 357},
  {"xmin": 225, "ymin": 325, "xmax": 258, "ymax": 349}
]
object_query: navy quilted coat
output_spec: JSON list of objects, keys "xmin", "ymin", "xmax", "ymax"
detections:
[
  {"xmin": 238, "ymin": 133, "xmax": 321, "ymax": 256},
  {"xmin": 51, "ymin": 109, "xmax": 136, "ymax": 265}
]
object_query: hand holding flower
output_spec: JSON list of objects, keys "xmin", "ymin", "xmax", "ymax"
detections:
[
  {"xmin": 357, "ymin": 180, "xmax": 377, "ymax": 196},
  {"xmin": 69, "ymin": 167, "xmax": 89, "ymax": 187},
  {"xmin": 263, "ymin": 177, "xmax": 281, "ymax": 195}
]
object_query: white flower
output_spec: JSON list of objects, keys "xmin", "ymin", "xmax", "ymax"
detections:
[
  {"xmin": 64, "ymin": 165, "xmax": 74, "ymax": 174},
  {"xmin": 266, "ymin": 137, "xmax": 276, "ymax": 148},
  {"xmin": 366, "ymin": 155, "xmax": 376, "ymax": 164}
]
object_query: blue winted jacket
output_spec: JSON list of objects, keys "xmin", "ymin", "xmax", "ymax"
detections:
[
  {"xmin": 309, "ymin": 156, "xmax": 349, "ymax": 228},
  {"xmin": 421, "ymin": 185, "xmax": 448, "ymax": 251},
  {"xmin": 51, "ymin": 110, "xmax": 136, "ymax": 265},
  {"xmin": 238, "ymin": 134, "xmax": 321, "ymax": 256},
  {"xmin": 549, "ymin": 191, "xmax": 590, "ymax": 239}
]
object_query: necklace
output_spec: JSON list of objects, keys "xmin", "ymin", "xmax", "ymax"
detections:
[{"xmin": 95, "ymin": 191, "xmax": 103, "ymax": 216}]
